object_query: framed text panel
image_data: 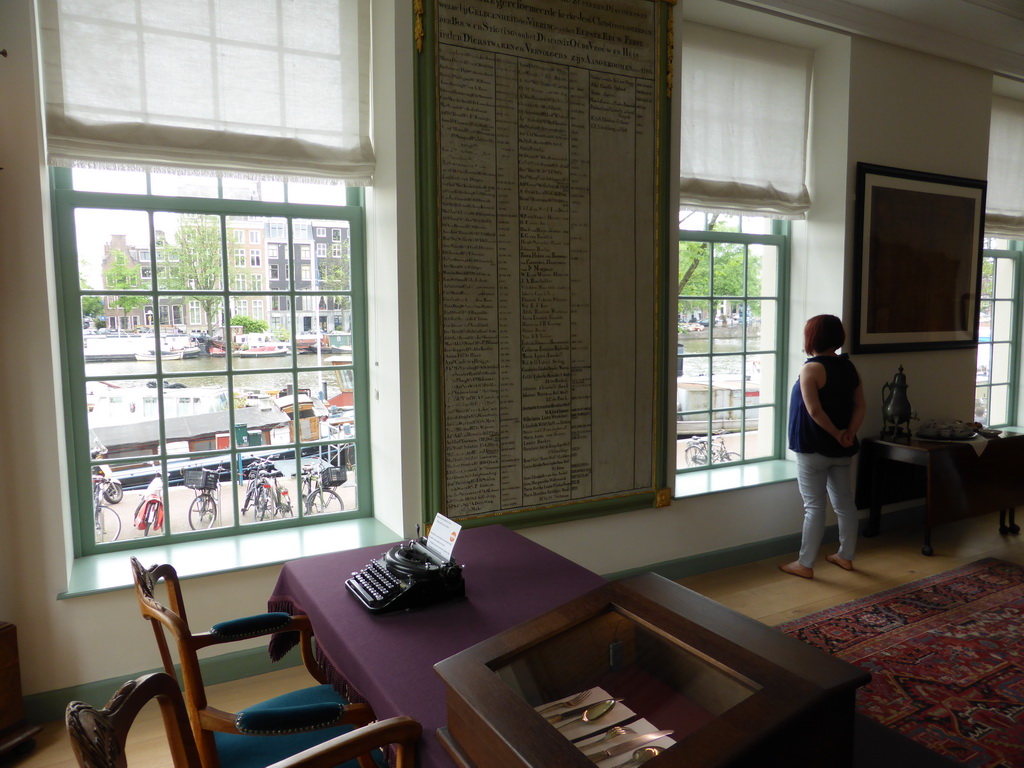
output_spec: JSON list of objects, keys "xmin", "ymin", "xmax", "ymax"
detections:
[{"xmin": 420, "ymin": 0, "xmax": 671, "ymax": 522}]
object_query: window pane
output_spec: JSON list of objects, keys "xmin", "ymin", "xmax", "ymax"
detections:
[
  {"xmin": 678, "ymin": 242, "xmax": 710, "ymax": 296},
  {"xmin": 992, "ymin": 342, "xmax": 1011, "ymax": 383},
  {"xmin": 151, "ymin": 173, "xmax": 219, "ymax": 198},
  {"xmin": 223, "ymin": 178, "xmax": 285, "ymax": 203},
  {"xmin": 975, "ymin": 386, "xmax": 990, "ymax": 425},
  {"xmin": 751, "ymin": 244, "xmax": 778, "ymax": 296},
  {"xmin": 154, "ymin": 212, "xmax": 224, "ymax": 292},
  {"xmin": 995, "ymin": 258, "xmax": 1015, "ymax": 300},
  {"xmin": 976, "ymin": 343, "xmax": 993, "ymax": 385},
  {"xmin": 711, "ymin": 242, "xmax": 744, "ymax": 297},
  {"xmin": 741, "ymin": 406, "xmax": 775, "ymax": 459},
  {"xmin": 993, "ymin": 301, "xmax": 1014, "ymax": 342},
  {"xmin": 989, "ymin": 384, "xmax": 1010, "ymax": 427},
  {"xmin": 287, "ymin": 181, "xmax": 347, "ymax": 206},
  {"xmin": 744, "ymin": 300, "xmax": 772, "ymax": 352}
]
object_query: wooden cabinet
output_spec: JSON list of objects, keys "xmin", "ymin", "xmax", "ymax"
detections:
[{"xmin": 0, "ymin": 622, "xmax": 41, "ymax": 758}]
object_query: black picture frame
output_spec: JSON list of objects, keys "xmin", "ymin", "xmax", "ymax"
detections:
[{"xmin": 851, "ymin": 163, "xmax": 986, "ymax": 354}]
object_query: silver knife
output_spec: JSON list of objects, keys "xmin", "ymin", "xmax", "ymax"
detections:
[
  {"xmin": 585, "ymin": 730, "xmax": 674, "ymax": 762},
  {"xmin": 545, "ymin": 698, "xmax": 620, "ymax": 723}
]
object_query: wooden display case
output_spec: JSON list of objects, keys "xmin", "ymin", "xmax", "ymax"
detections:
[{"xmin": 434, "ymin": 573, "xmax": 869, "ymax": 768}]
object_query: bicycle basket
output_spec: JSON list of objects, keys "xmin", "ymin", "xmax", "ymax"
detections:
[
  {"xmin": 184, "ymin": 469, "xmax": 219, "ymax": 490},
  {"xmin": 320, "ymin": 466, "xmax": 346, "ymax": 488}
]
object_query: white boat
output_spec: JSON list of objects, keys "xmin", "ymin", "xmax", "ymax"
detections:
[
  {"xmin": 135, "ymin": 350, "xmax": 184, "ymax": 361},
  {"xmin": 237, "ymin": 342, "xmax": 291, "ymax": 358}
]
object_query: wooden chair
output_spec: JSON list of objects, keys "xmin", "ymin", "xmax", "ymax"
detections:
[
  {"xmin": 129, "ymin": 558, "xmax": 380, "ymax": 768},
  {"xmin": 65, "ymin": 672, "xmax": 421, "ymax": 768}
]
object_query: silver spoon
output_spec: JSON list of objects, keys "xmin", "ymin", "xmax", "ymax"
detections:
[
  {"xmin": 554, "ymin": 698, "xmax": 617, "ymax": 730},
  {"xmin": 612, "ymin": 746, "xmax": 663, "ymax": 768}
]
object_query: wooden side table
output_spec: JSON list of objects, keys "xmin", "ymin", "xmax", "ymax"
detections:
[
  {"xmin": 856, "ymin": 432, "xmax": 1024, "ymax": 555},
  {"xmin": 0, "ymin": 622, "xmax": 41, "ymax": 758}
]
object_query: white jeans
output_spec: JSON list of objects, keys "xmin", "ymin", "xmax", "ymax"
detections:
[{"xmin": 794, "ymin": 452, "xmax": 858, "ymax": 568}]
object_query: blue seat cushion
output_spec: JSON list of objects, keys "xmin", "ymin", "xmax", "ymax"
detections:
[
  {"xmin": 210, "ymin": 612, "xmax": 294, "ymax": 640},
  {"xmin": 214, "ymin": 685, "xmax": 385, "ymax": 768}
]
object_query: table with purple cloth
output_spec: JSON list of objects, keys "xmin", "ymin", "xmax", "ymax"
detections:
[{"xmin": 267, "ymin": 524, "xmax": 607, "ymax": 768}]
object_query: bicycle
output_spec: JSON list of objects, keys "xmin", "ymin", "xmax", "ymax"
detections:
[
  {"xmin": 684, "ymin": 431, "xmax": 740, "ymax": 467},
  {"xmin": 93, "ymin": 463, "xmax": 124, "ymax": 504},
  {"xmin": 92, "ymin": 474, "xmax": 121, "ymax": 543},
  {"xmin": 300, "ymin": 463, "xmax": 346, "ymax": 516},
  {"xmin": 185, "ymin": 466, "xmax": 223, "ymax": 530},
  {"xmin": 132, "ymin": 475, "xmax": 165, "ymax": 536},
  {"xmin": 240, "ymin": 458, "xmax": 292, "ymax": 521}
]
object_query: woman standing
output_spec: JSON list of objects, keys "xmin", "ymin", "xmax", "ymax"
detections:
[{"xmin": 780, "ymin": 315, "xmax": 865, "ymax": 579}]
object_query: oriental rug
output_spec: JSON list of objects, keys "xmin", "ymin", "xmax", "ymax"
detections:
[{"xmin": 777, "ymin": 558, "xmax": 1024, "ymax": 768}]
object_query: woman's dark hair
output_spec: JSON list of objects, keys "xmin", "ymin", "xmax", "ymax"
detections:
[{"xmin": 804, "ymin": 314, "xmax": 846, "ymax": 355}]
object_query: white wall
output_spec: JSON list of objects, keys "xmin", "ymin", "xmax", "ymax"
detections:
[
  {"xmin": 0, "ymin": 0, "xmax": 1002, "ymax": 699},
  {"xmin": 844, "ymin": 39, "xmax": 992, "ymax": 433}
]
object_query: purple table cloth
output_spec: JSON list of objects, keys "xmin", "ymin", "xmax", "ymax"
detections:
[{"xmin": 268, "ymin": 524, "xmax": 607, "ymax": 768}]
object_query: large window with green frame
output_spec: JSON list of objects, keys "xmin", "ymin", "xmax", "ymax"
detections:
[
  {"xmin": 976, "ymin": 237, "xmax": 1023, "ymax": 428},
  {"xmin": 53, "ymin": 168, "xmax": 369, "ymax": 554},
  {"xmin": 676, "ymin": 210, "xmax": 787, "ymax": 472}
]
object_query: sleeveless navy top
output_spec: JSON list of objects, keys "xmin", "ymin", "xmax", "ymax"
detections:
[{"xmin": 788, "ymin": 354, "xmax": 860, "ymax": 457}]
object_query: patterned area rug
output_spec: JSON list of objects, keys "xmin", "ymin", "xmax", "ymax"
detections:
[{"xmin": 777, "ymin": 558, "xmax": 1024, "ymax": 768}]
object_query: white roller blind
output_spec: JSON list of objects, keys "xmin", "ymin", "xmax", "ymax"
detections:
[
  {"xmin": 40, "ymin": 0, "xmax": 373, "ymax": 184},
  {"xmin": 680, "ymin": 24, "xmax": 813, "ymax": 219},
  {"xmin": 986, "ymin": 96, "xmax": 1024, "ymax": 238}
]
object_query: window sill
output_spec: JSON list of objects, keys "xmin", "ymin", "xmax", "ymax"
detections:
[
  {"xmin": 674, "ymin": 459, "xmax": 799, "ymax": 499},
  {"xmin": 61, "ymin": 518, "xmax": 402, "ymax": 598}
]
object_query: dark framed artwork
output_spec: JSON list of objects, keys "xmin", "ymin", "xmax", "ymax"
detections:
[{"xmin": 851, "ymin": 163, "xmax": 986, "ymax": 354}]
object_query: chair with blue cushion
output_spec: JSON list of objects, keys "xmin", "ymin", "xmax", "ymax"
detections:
[
  {"xmin": 129, "ymin": 558, "xmax": 386, "ymax": 768},
  {"xmin": 66, "ymin": 671, "xmax": 421, "ymax": 768}
]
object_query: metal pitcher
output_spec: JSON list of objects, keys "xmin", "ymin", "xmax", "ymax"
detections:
[{"xmin": 881, "ymin": 365, "xmax": 912, "ymax": 439}]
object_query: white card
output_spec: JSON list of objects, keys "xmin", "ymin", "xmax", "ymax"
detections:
[{"xmin": 426, "ymin": 514, "xmax": 461, "ymax": 561}]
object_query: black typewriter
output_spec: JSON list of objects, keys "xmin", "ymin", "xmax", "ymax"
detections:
[{"xmin": 345, "ymin": 537, "xmax": 465, "ymax": 614}]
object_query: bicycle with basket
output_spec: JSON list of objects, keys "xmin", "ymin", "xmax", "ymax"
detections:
[
  {"xmin": 301, "ymin": 462, "xmax": 346, "ymax": 515},
  {"xmin": 184, "ymin": 466, "xmax": 222, "ymax": 530}
]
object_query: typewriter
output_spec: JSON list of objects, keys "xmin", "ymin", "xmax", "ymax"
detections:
[{"xmin": 345, "ymin": 537, "xmax": 465, "ymax": 614}]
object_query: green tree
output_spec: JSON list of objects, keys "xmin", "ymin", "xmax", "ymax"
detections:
[
  {"xmin": 102, "ymin": 249, "xmax": 148, "ymax": 317},
  {"xmin": 161, "ymin": 215, "xmax": 224, "ymax": 334},
  {"xmin": 316, "ymin": 254, "xmax": 351, "ymax": 291},
  {"xmin": 229, "ymin": 315, "xmax": 269, "ymax": 334}
]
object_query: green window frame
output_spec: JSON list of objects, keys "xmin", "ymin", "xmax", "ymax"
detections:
[
  {"xmin": 676, "ymin": 211, "xmax": 789, "ymax": 473},
  {"xmin": 976, "ymin": 237, "xmax": 1023, "ymax": 428},
  {"xmin": 53, "ymin": 168, "xmax": 371, "ymax": 556}
]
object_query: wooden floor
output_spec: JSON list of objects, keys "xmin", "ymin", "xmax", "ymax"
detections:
[{"xmin": 12, "ymin": 511, "xmax": 1024, "ymax": 768}]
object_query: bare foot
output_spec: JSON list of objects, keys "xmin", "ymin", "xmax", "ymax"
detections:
[
  {"xmin": 826, "ymin": 554, "xmax": 853, "ymax": 571},
  {"xmin": 779, "ymin": 561, "xmax": 813, "ymax": 579}
]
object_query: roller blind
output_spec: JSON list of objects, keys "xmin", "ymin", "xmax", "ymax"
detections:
[
  {"xmin": 679, "ymin": 24, "xmax": 813, "ymax": 219},
  {"xmin": 986, "ymin": 96, "xmax": 1024, "ymax": 238},
  {"xmin": 40, "ymin": 0, "xmax": 373, "ymax": 184}
]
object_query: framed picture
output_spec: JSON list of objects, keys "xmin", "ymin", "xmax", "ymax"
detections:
[{"xmin": 852, "ymin": 163, "xmax": 986, "ymax": 354}]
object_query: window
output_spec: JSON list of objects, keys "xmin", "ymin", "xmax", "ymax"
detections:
[
  {"xmin": 57, "ymin": 168, "xmax": 366, "ymax": 554},
  {"xmin": 676, "ymin": 210, "xmax": 786, "ymax": 472},
  {"xmin": 249, "ymin": 230, "xmax": 261, "ymax": 244},
  {"xmin": 976, "ymin": 238, "xmax": 1023, "ymax": 427},
  {"xmin": 249, "ymin": 249, "xmax": 262, "ymax": 267},
  {"xmin": 316, "ymin": 243, "xmax": 328, "ymax": 258},
  {"xmin": 316, "ymin": 227, "xmax": 327, "ymax": 237},
  {"xmin": 234, "ymin": 249, "xmax": 246, "ymax": 267}
]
